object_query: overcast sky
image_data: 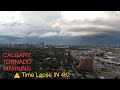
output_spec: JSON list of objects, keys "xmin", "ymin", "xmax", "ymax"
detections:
[{"xmin": 0, "ymin": 11, "xmax": 120, "ymax": 44}]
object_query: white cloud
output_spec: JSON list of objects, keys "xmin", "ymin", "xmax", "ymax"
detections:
[
  {"xmin": 0, "ymin": 11, "xmax": 61, "ymax": 38},
  {"xmin": 40, "ymin": 32, "xmax": 58, "ymax": 37},
  {"xmin": 0, "ymin": 11, "xmax": 24, "ymax": 25},
  {"xmin": 0, "ymin": 11, "xmax": 120, "ymax": 38},
  {"xmin": 51, "ymin": 11, "xmax": 120, "ymax": 36}
]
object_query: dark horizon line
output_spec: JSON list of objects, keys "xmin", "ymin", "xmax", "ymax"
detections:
[{"xmin": 0, "ymin": 43, "xmax": 120, "ymax": 46}]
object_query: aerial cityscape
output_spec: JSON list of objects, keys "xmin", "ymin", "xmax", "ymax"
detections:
[
  {"xmin": 0, "ymin": 43, "xmax": 120, "ymax": 79},
  {"xmin": 0, "ymin": 11, "xmax": 120, "ymax": 79}
]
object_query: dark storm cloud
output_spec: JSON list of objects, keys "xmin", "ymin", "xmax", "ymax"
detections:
[{"xmin": 0, "ymin": 11, "xmax": 120, "ymax": 44}]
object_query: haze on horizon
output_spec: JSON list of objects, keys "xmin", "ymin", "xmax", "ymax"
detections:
[{"xmin": 0, "ymin": 11, "xmax": 120, "ymax": 45}]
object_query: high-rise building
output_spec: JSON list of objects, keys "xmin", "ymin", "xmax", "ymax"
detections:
[{"xmin": 35, "ymin": 42, "xmax": 44, "ymax": 48}]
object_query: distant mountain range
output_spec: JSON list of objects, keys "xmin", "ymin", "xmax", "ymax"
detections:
[{"xmin": 0, "ymin": 30, "xmax": 120, "ymax": 45}]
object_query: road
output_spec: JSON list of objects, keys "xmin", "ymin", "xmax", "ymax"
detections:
[{"xmin": 95, "ymin": 57, "xmax": 120, "ymax": 65}]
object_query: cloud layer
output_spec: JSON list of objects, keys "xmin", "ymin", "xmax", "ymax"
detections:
[
  {"xmin": 0, "ymin": 11, "xmax": 120, "ymax": 44},
  {"xmin": 52, "ymin": 11, "xmax": 120, "ymax": 37}
]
